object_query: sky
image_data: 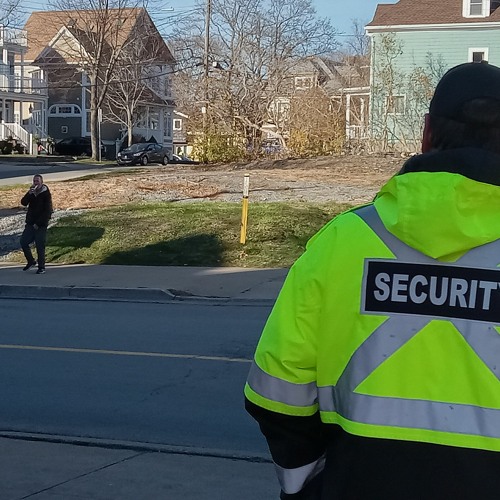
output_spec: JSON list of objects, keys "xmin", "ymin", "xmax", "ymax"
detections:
[
  {"xmin": 17, "ymin": 0, "xmax": 399, "ymax": 38},
  {"xmin": 153, "ymin": 0, "xmax": 399, "ymax": 37},
  {"xmin": 313, "ymin": 0, "xmax": 398, "ymax": 35}
]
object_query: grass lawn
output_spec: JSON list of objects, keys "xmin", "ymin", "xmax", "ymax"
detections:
[{"xmin": 10, "ymin": 201, "xmax": 353, "ymax": 268}]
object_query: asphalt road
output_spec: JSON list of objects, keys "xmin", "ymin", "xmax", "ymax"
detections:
[
  {"xmin": 0, "ymin": 298, "xmax": 272, "ymax": 458},
  {"xmin": 0, "ymin": 159, "xmax": 107, "ymax": 181}
]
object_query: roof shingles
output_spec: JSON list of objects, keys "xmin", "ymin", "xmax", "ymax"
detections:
[
  {"xmin": 367, "ymin": 0, "xmax": 500, "ymax": 27},
  {"xmin": 23, "ymin": 8, "xmax": 162, "ymax": 62}
]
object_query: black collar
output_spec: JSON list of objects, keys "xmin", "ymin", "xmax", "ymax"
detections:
[{"xmin": 398, "ymin": 148, "xmax": 500, "ymax": 186}]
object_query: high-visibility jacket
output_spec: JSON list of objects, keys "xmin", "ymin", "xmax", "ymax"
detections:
[{"xmin": 245, "ymin": 147, "xmax": 500, "ymax": 499}]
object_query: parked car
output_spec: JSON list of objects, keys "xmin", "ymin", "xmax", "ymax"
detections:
[
  {"xmin": 117, "ymin": 143, "xmax": 170, "ymax": 166},
  {"xmin": 260, "ymin": 139, "xmax": 283, "ymax": 154},
  {"xmin": 171, "ymin": 154, "xmax": 199, "ymax": 164},
  {"xmin": 53, "ymin": 137, "xmax": 106, "ymax": 157}
]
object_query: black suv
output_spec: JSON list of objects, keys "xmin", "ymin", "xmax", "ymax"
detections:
[
  {"xmin": 117, "ymin": 143, "xmax": 170, "ymax": 166},
  {"xmin": 53, "ymin": 137, "xmax": 106, "ymax": 157}
]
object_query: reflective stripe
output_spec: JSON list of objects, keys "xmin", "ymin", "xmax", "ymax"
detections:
[
  {"xmin": 450, "ymin": 319, "xmax": 500, "ymax": 376},
  {"xmin": 336, "ymin": 315, "xmax": 431, "ymax": 393},
  {"xmin": 247, "ymin": 361, "xmax": 318, "ymax": 407},
  {"xmin": 275, "ymin": 453, "xmax": 326, "ymax": 494},
  {"xmin": 318, "ymin": 389, "xmax": 500, "ymax": 439},
  {"xmin": 355, "ymin": 205, "xmax": 433, "ymax": 263},
  {"xmin": 249, "ymin": 359, "xmax": 500, "ymax": 438},
  {"xmin": 356, "ymin": 205, "xmax": 500, "ymax": 267}
]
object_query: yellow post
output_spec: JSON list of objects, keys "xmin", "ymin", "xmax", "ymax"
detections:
[{"xmin": 240, "ymin": 174, "xmax": 250, "ymax": 244}]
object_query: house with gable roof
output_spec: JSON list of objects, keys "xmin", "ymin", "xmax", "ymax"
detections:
[
  {"xmin": 263, "ymin": 56, "xmax": 369, "ymax": 147},
  {"xmin": 0, "ymin": 25, "xmax": 47, "ymax": 153},
  {"xmin": 22, "ymin": 8, "xmax": 175, "ymax": 157},
  {"xmin": 366, "ymin": 0, "xmax": 500, "ymax": 150}
]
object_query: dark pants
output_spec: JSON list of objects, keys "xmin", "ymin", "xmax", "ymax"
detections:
[{"xmin": 20, "ymin": 224, "xmax": 47, "ymax": 269}]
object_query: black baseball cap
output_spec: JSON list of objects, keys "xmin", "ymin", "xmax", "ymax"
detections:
[{"xmin": 429, "ymin": 62, "xmax": 500, "ymax": 122}]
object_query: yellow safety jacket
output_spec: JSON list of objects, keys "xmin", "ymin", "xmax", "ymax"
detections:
[{"xmin": 245, "ymin": 147, "xmax": 500, "ymax": 497}]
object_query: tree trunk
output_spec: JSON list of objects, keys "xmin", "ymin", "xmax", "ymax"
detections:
[
  {"xmin": 90, "ymin": 75, "xmax": 99, "ymax": 161},
  {"xmin": 127, "ymin": 110, "xmax": 133, "ymax": 147}
]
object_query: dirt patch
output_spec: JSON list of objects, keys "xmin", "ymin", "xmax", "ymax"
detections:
[{"xmin": 0, "ymin": 154, "xmax": 404, "ymax": 211}]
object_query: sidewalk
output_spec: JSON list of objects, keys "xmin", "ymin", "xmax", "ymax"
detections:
[
  {"xmin": 0, "ymin": 435, "xmax": 277, "ymax": 499},
  {"xmin": 0, "ymin": 263, "xmax": 283, "ymax": 498},
  {"xmin": 0, "ymin": 263, "xmax": 288, "ymax": 304}
]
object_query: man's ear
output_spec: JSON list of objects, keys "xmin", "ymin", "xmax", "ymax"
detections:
[{"xmin": 421, "ymin": 113, "xmax": 432, "ymax": 153}]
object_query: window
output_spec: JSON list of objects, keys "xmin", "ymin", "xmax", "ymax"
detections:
[
  {"xmin": 49, "ymin": 104, "xmax": 82, "ymax": 116},
  {"xmin": 463, "ymin": 0, "xmax": 490, "ymax": 17},
  {"xmin": 149, "ymin": 110, "xmax": 160, "ymax": 130},
  {"xmin": 294, "ymin": 76, "xmax": 314, "ymax": 90},
  {"xmin": 137, "ymin": 108, "xmax": 147, "ymax": 128},
  {"xmin": 470, "ymin": 0, "xmax": 484, "ymax": 14},
  {"xmin": 386, "ymin": 95, "xmax": 405, "ymax": 115},
  {"xmin": 165, "ymin": 112, "xmax": 172, "ymax": 138},
  {"xmin": 469, "ymin": 47, "xmax": 489, "ymax": 62},
  {"xmin": 173, "ymin": 119, "xmax": 182, "ymax": 130}
]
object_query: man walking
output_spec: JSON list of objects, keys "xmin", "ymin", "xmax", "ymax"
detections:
[
  {"xmin": 20, "ymin": 174, "xmax": 52, "ymax": 274},
  {"xmin": 245, "ymin": 62, "xmax": 500, "ymax": 499}
]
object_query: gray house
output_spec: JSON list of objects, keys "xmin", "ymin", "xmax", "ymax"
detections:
[{"xmin": 23, "ymin": 8, "xmax": 175, "ymax": 157}]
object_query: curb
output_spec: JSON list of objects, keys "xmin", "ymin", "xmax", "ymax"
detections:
[
  {"xmin": 0, "ymin": 155, "xmax": 75, "ymax": 164},
  {"xmin": 0, "ymin": 284, "xmax": 276, "ymax": 306},
  {"xmin": 0, "ymin": 431, "xmax": 272, "ymax": 464},
  {"xmin": 0, "ymin": 284, "xmax": 175, "ymax": 302}
]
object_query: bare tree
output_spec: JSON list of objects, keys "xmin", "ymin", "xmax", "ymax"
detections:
[
  {"xmin": 288, "ymin": 86, "xmax": 344, "ymax": 156},
  {"xmin": 170, "ymin": 0, "xmax": 338, "ymax": 160},
  {"xmin": 104, "ymin": 15, "xmax": 173, "ymax": 147},
  {"xmin": 343, "ymin": 19, "xmax": 370, "ymax": 57},
  {"xmin": 371, "ymin": 33, "xmax": 447, "ymax": 152},
  {"xmin": 0, "ymin": 0, "xmax": 22, "ymax": 27},
  {"xmin": 35, "ymin": 1, "xmax": 148, "ymax": 159}
]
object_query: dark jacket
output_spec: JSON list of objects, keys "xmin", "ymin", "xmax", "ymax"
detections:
[{"xmin": 21, "ymin": 184, "xmax": 53, "ymax": 227}]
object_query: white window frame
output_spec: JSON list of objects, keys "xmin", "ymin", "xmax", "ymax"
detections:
[
  {"xmin": 49, "ymin": 104, "xmax": 82, "ymax": 116},
  {"xmin": 173, "ymin": 118, "xmax": 182, "ymax": 130},
  {"xmin": 386, "ymin": 95, "xmax": 406, "ymax": 115},
  {"xmin": 468, "ymin": 47, "xmax": 489, "ymax": 62},
  {"xmin": 294, "ymin": 76, "xmax": 315, "ymax": 90},
  {"xmin": 463, "ymin": 0, "xmax": 490, "ymax": 17}
]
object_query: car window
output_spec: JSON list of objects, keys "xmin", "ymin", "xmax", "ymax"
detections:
[
  {"xmin": 128, "ymin": 144, "xmax": 147, "ymax": 152},
  {"xmin": 154, "ymin": 144, "xmax": 162, "ymax": 152}
]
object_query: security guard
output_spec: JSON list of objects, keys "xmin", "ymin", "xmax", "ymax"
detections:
[{"xmin": 245, "ymin": 62, "xmax": 500, "ymax": 499}]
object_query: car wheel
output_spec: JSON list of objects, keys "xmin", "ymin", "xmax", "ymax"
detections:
[
  {"xmin": 141, "ymin": 155, "xmax": 148, "ymax": 166},
  {"xmin": 162, "ymin": 155, "xmax": 169, "ymax": 165}
]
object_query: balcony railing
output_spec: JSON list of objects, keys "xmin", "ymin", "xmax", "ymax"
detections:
[
  {"xmin": 0, "ymin": 26, "xmax": 27, "ymax": 47},
  {"xmin": 0, "ymin": 74, "xmax": 47, "ymax": 95}
]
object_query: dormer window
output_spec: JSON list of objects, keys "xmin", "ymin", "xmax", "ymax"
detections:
[{"xmin": 463, "ymin": 0, "xmax": 490, "ymax": 17}]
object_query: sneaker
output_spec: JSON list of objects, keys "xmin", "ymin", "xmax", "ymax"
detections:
[
  {"xmin": 36, "ymin": 268, "xmax": 45, "ymax": 274},
  {"xmin": 23, "ymin": 261, "xmax": 37, "ymax": 271}
]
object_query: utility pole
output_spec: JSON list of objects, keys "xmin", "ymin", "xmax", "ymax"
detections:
[{"xmin": 202, "ymin": 0, "xmax": 211, "ymax": 162}]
